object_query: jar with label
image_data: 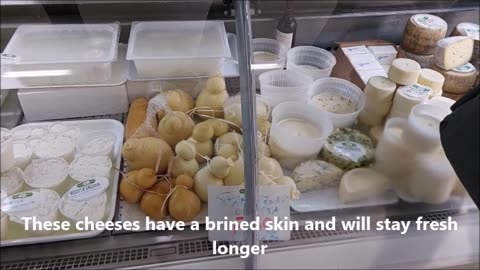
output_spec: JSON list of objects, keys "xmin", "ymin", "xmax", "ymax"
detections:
[{"xmin": 59, "ymin": 177, "xmax": 109, "ymax": 224}]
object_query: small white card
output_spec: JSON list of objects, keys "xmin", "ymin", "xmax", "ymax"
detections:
[
  {"xmin": 208, "ymin": 185, "xmax": 291, "ymax": 242},
  {"xmin": 342, "ymin": 45, "xmax": 370, "ymax": 55},
  {"xmin": 348, "ymin": 54, "xmax": 384, "ymax": 71}
]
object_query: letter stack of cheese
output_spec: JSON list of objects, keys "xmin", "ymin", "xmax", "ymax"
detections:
[
  {"xmin": 398, "ymin": 14, "xmax": 448, "ymax": 68},
  {"xmin": 358, "ymin": 76, "xmax": 396, "ymax": 128}
]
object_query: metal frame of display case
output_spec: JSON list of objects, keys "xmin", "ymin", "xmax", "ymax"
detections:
[{"xmin": 1, "ymin": 1, "xmax": 479, "ymax": 269}]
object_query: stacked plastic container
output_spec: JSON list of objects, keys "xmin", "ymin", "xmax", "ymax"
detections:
[
  {"xmin": 258, "ymin": 70, "xmax": 313, "ymax": 107},
  {"xmin": 286, "ymin": 46, "xmax": 336, "ymax": 80}
]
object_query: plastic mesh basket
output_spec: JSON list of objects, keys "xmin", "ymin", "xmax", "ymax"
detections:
[
  {"xmin": 307, "ymin": 78, "xmax": 365, "ymax": 128},
  {"xmin": 259, "ymin": 70, "xmax": 313, "ymax": 107},
  {"xmin": 286, "ymin": 46, "xmax": 336, "ymax": 80}
]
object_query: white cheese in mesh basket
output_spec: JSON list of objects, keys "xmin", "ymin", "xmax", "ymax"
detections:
[
  {"xmin": 33, "ymin": 135, "xmax": 75, "ymax": 160},
  {"xmin": 24, "ymin": 158, "xmax": 69, "ymax": 189},
  {"xmin": 13, "ymin": 142, "xmax": 32, "ymax": 169},
  {"xmin": 60, "ymin": 177, "xmax": 109, "ymax": 222},
  {"xmin": 291, "ymin": 160, "xmax": 343, "ymax": 192},
  {"xmin": 48, "ymin": 123, "xmax": 69, "ymax": 135},
  {"xmin": 69, "ymin": 155, "xmax": 112, "ymax": 182},
  {"xmin": 1, "ymin": 189, "xmax": 60, "ymax": 225},
  {"xmin": 1, "ymin": 167, "xmax": 24, "ymax": 195},
  {"xmin": 79, "ymin": 135, "xmax": 115, "ymax": 156}
]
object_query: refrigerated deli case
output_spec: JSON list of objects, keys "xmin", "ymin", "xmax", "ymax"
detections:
[{"xmin": 0, "ymin": 0, "xmax": 479, "ymax": 269}]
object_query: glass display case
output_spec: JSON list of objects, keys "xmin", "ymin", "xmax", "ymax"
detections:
[{"xmin": 0, "ymin": 1, "xmax": 479, "ymax": 269}]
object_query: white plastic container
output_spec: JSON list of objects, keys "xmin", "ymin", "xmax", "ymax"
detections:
[
  {"xmin": 33, "ymin": 135, "xmax": 75, "ymax": 161},
  {"xmin": 127, "ymin": 21, "xmax": 231, "ymax": 79},
  {"xmin": 1, "ymin": 23, "xmax": 120, "ymax": 86},
  {"xmin": 1, "ymin": 128, "xmax": 15, "ymax": 173},
  {"xmin": 76, "ymin": 131, "xmax": 116, "ymax": 156},
  {"xmin": 69, "ymin": 155, "xmax": 112, "ymax": 182},
  {"xmin": 307, "ymin": 78, "xmax": 366, "ymax": 128},
  {"xmin": 252, "ymin": 38, "xmax": 288, "ymax": 88},
  {"xmin": 259, "ymin": 70, "xmax": 313, "ymax": 107},
  {"xmin": 403, "ymin": 104, "xmax": 451, "ymax": 153},
  {"xmin": 286, "ymin": 46, "xmax": 336, "ymax": 80},
  {"xmin": 13, "ymin": 142, "xmax": 32, "ymax": 169},
  {"xmin": 268, "ymin": 102, "xmax": 334, "ymax": 169}
]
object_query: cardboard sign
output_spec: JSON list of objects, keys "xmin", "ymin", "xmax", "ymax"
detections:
[{"xmin": 208, "ymin": 185, "xmax": 291, "ymax": 241}]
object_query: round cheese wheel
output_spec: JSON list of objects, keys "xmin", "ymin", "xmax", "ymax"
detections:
[
  {"xmin": 417, "ymin": 68, "xmax": 445, "ymax": 95},
  {"xmin": 397, "ymin": 47, "xmax": 435, "ymax": 68},
  {"xmin": 364, "ymin": 76, "xmax": 397, "ymax": 103},
  {"xmin": 400, "ymin": 14, "xmax": 447, "ymax": 55},
  {"xmin": 450, "ymin": 22, "xmax": 479, "ymax": 69},
  {"xmin": 432, "ymin": 63, "xmax": 477, "ymax": 94},
  {"xmin": 388, "ymin": 58, "xmax": 421, "ymax": 85}
]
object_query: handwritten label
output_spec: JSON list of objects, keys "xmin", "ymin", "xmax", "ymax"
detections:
[{"xmin": 208, "ymin": 185, "xmax": 290, "ymax": 241}]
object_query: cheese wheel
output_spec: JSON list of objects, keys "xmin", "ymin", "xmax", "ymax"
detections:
[
  {"xmin": 363, "ymin": 76, "xmax": 397, "ymax": 103},
  {"xmin": 388, "ymin": 58, "xmax": 421, "ymax": 85},
  {"xmin": 338, "ymin": 168, "xmax": 390, "ymax": 203},
  {"xmin": 400, "ymin": 14, "xmax": 447, "ymax": 55},
  {"xmin": 417, "ymin": 68, "xmax": 445, "ymax": 95},
  {"xmin": 434, "ymin": 36, "xmax": 474, "ymax": 70},
  {"xmin": 450, "ymin": 22, "xmax": 479, "ymax": 69},
  {"xmin": 389, "ymin": 84, "xmax": 432, "ymax": 117},
  {"xmin": 442, "ymin": 91, "xmax": 464, "ymax": 101},
  {"xmin": 397, "ymin": 47, "xmax": 435, "ymax": 68},
  {"xmin": 432, "ymin": 63, "xmax": 477, "ymax": 93}
]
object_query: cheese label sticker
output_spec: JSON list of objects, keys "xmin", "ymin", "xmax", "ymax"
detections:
[
  {"xmin": 1, "ymin": 191, "xmax": 43, "ymax": 214},
  {"xmin": 413, "ymin": 14, "xmax": 446, "ymax": 29},
  {"xmin": 402, "ymin": 84, "xmax": 432, "ymax": 99},
  {"xmin": 333, "ymin": 141, "xmax": 367, "ymax": 162},
  {"xmin": 1, "ymin": 53, "xmax": 19, "ymax": 64},
  {"xmin": 453, "ymin": 63, "xmax": 475, "ymax": 73},
  {"xmin": 464, "ymin": 27, "xmax": 479, "ymax": 40},
  {"xmin": 342, "ymin": 46, "xmax": 369, "ymax": 55},
  {"xmin": 68, "ymin": 177, "xmax": 109, "ymax": 201}
]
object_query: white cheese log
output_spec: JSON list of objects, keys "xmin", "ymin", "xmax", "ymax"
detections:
[
  {"xmin": 339, "ymin": 168, "xmax": 390, "ymax": 203},
  {"xmin": 364, "ymin": 76, "xmax": 397, "ymax": 103},
  {"xmin": 432, "ymin": 63, "xmax": 477, "ymax": 94},
  {"xmin": 358, "ymin": 109, "xmax": 386, "ymax": 127},
  {"xmin": 417, "ymin": 68, "xmax": 445, "ymax": 95},
  {"xmin": 397, "ymin": 47, "xmax": 435, "ymax": 68},
  {"xmin": 369, "ymin": 126, "xmax": 384, "ymax": 144},
  {"xmin": 389, "ymin": 84, "xmax": 431, "ymax": 118},
  {"xmin": 400, "ymin": 14, "xmax": 447, "ymax": 55},
  {"xmin": 434, "ymin": 36, "xmax": 474, "ymax": 70},
  {"xmin": 388, "ymin": 58, "xmax": 421, "ymax": 85}
]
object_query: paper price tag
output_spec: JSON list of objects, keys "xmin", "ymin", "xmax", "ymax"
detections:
[
  {"xmin": 1, "ymin": 53, "xmax": 19, "ymax": 64},
  {"xmin": 208, "ymin": 185, "xmax": 291, "ymax": 241}
]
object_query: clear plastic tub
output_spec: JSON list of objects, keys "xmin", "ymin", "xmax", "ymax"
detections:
[
  {"xmin": 127, "ymin": 21, "xmax": 231, "ymax": 79},
  {"xmin": 286, "ymin": 46, "xmax": 336, "ymax": 80},
  {"xmin": 252, "ymin": 38, "xmax": 288, "ymax": 88},
  {"xmin": 1, "ymin": 23, "xmax": 120, "ymax": 86},
  {"xmin": 268, "ymin": 102, "xmax": 334, "ymax": 169},
  {"xmin": 259, "ymin": 70, "xmax": 313, "ymax": 107},
  {"xmin": 307, "ymin": 78, "xmax": 365, "ymax": 128}
]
